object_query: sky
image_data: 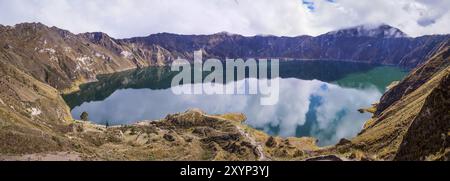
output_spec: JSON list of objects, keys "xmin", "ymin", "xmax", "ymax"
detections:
[{"xmin": 0, "ymin": 0, "xmax": 449, "ymax": 38}]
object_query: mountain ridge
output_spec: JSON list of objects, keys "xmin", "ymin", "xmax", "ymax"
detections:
[
  {"xmin": 1, "ymin": 21, "xmax": 448, "ymax": 98},
  {"xmin": 2, "ymin": 22, "xmax": 447, "ymax": 38}
]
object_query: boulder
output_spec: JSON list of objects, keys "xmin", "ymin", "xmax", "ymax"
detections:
[
  {"xmin": 265, "ymin": 136, "xmax": 277, "ymax": 148},
  {"xmin": 163, "ymin": 134, "xmax": 175, "ymax": 142}
]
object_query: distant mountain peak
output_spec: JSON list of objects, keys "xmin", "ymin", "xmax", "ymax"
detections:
[
  {"xmin": 10, "ymin": 22, "xmax": 49, "ymax": 32},
  {"xmin": 255, "ymin": 34, "xmax": 277, "ymax": 37},
  {"xmin": 79, "ymin": 32, "xmax": 115, "ymax": 43},
  {"xmin": 326, "ymin": 24, "xmax": 408, "ymax": 38},
  {"xmin": 213, "ymin": 31, "xmax": 239, "ymax": 36}
]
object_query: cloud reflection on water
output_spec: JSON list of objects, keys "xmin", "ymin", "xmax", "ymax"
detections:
[{"xmin": 72, "ymin": 78, "xmax": 381, "ymax": 146}]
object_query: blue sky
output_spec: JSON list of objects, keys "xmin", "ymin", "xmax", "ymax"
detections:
[
  {"xmin": 302, "ymin": 0, "xmax": 316, "ymax": 11},
  {"xmin": 302, "ymin": 0, "xmax": 336, "ymax": 11},
  {"xmin": 0, "ymin": 0, "xmax": 448, "ymax": 38}
]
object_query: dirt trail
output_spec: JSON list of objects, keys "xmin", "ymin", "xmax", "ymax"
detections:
[{"xmin": 235, "ymin": 126, "xmax": 269, "ymax": 161}]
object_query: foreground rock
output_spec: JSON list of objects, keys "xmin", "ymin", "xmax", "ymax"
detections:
[{"xmin": 3, "ymin": 109, "xmax": 321, "ymax": 160}]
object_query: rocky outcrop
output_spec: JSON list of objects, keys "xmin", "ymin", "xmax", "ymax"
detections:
[
  {"xmin": 62, "ymin": 109, "xmax": 278, "ymax": 160},
  {"xmin": 266, "ymin": 137, "xmax": 277, "ymax": 148}
]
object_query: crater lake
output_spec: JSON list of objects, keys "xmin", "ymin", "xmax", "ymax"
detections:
[{"xmin": 63, "ymin": 60, "xmax": 408, "ymax": 146}]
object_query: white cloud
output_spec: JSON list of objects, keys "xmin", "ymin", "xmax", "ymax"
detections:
[
  {"xmin": 0, "ymin": 0, "xmax": 446, "ymax": 37},
  {"xmin": 312, "ymin": 83, "xmax": 381, "ymax": 145}
]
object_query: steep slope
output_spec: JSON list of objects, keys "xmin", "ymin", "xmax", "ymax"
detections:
[
  {"xmin": 0, "ymin": 23, "xmax": 171, "ymax": 92},
  {"xmin": 376, "ymin": 41, "xmax": 450, "ymax": 115},
  {"xmin": 343, "ymin": 42, "xmax": 450, "ymax": 160},
  {"xmin": 0, "ymin": 55, "xmax": 74, "ymax": 154},
  {"xmin": 394, "ymin": 72, "xmax": 449, "ymax": 160}
]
